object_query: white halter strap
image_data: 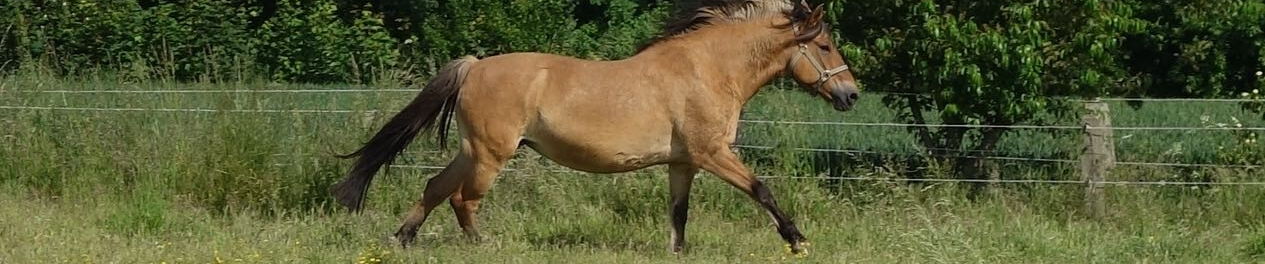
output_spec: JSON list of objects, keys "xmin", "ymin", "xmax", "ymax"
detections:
[{"xmin": 790, "ymin": 43, "xmax": 850, "ymax": 90}]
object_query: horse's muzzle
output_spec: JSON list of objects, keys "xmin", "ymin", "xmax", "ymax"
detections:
[{"xmin": 829, "ymin": 84, "xmax": 860, "ymax": 112}]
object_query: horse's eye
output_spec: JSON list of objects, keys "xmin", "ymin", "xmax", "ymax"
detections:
[{"xmin": 818, "ymin": 45, "xmax": 831, "ymax": 53}]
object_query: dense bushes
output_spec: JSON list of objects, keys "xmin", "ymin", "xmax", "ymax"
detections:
[
  {"xmin": 4, "ymin": 0, "xmax": 253, "ymax": 80},
  {"xmin": 254, "ymin": 0, "xmax": 398, "ymax": 82},
  {"xmin": 3, "ymin": 0, "xmax": 1259, "ymax": 93},
  {"xmin": 822, "ymin": 0, "xmax": 1264, "ymax": 179},
  {"xmin": 0, "ymin": 0, "xmax": 668, "ymax": 82}
]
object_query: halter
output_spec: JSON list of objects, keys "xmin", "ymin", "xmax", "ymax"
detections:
[{"xmin": 789, "ymin": 43, "xmax": 850, "ymax": 90}]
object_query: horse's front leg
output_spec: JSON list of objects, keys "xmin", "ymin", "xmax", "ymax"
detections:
[{"xmin": 691, "ymin": 145, "xmax": 808, "ymax": 253}]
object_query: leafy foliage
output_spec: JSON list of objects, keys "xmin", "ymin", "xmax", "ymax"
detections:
[
  {"xmin": 254, "ymin": 0, "xmax": 398, "ymax": 83},
  {"xmin": 824, "ymin": 0, "xmax": 1263, "ymax": 179},
  {"xmin": 0, "ymin": 0, "xmax": 669, "ymax": 81}
]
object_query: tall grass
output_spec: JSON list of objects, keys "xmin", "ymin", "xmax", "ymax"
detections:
[{"xmin": 1, "ymin": 73, "xmax": 1264, "ymax": 262}]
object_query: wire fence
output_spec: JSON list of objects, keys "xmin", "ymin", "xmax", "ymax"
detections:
[
  {"xmin": 837, "ymin": 91, "xmax": 1265, "ymax": 103},
  {"xmin": 296, "ymin": 163, "xmax": 1265, "ymax": 186},
  {"xmin": 6, "ymin": 88, "xmax": 1265, "ymax": 186},
  {"xmin": 3, "ymin": 105, "xmax": 1263, "ymax": 131},
  {"xmin": 21, "ymin": 89, "xmax": 418, "ymax": 94},
  {"xmin": 738, "ymin": 119, "xmax": 1265, "ymax": 131},
  {"xmin": 0, "ymin": 105, "xmax": 378, "ymax": 114},
  {"xmin": 1094, "ymin": 97, "xmax": 1262, "ymax": 103},
  {"xmin": 268, "ymin": 143, "xmax": 1262, "ymax": 172},
  {"xmin": 729, "ymin": 145, "xmax": 1262, "ymax": 169},
  {"xmin": 15, "ymin": 88, "xmax": 1265, "ymax": 103},
  {"xmin": 4, "ymin": 105, "xmax": 1263, "ymax": 167}
]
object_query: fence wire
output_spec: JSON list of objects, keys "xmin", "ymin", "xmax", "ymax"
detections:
[
  {"xmin": 0, "ymin": 105, "xmax": 378, "ymax": 114},
  {"xmin": 861, "ymin": 91, "xmax": 1263, "ymax": 103},
  {"xmin": 341, "ymin": 163, "xmax": 1265, "ymax": 186},
  {"xmin": 21, "ymin": 89, "xmax": 417, "ymax": 94},
  {"xmin": 7, "ymin": 104, "xmax": 1264, "ymax": 171},
  {"xmin": 738, "ymin": 119, "xmax": 1265, "ymax": 131},
  {"xmin": 731, "ymin": 145, "xmax": 1262, "ymax": 169},
  {"xmin": 4, "ymin": 105, "xmax": 1263, "ymax": 131},
  {"xmin": 16, "ymin": 88, "xmax": 1265, "ymax": 103}
]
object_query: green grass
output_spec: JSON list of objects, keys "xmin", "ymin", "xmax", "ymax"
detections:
[
  {"xmin": 3, "ymin": 176, "xmax": 1265, "ymax": 263},
  {"xmin": 2, "ymin": 73, "xmax": 1264, "ymax": 262}
]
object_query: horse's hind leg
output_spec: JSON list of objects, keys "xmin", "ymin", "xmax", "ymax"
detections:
[
  {"xmin": 448, "ymin": 159, "xmax": 499, "ymax": 240},
  {"xmin": 394, "ymin": 136, "xmax": 516, "ymax": 247},
  {"xmin": 448, "ymin": 186, "xmax": 477, "ymax": 238},
  {"xmin": 393, "ymin": 151, "xmax": 472, "ymax": 247}
]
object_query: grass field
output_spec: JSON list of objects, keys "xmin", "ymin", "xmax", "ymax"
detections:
[{"xmin": 3, "ymin": 73, "xmax": 1265, "ymax": 263}]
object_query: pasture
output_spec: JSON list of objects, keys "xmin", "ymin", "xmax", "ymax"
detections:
[{"xmin": 2, "ymin": 73, "xmax": 1265, "ymax": 263}]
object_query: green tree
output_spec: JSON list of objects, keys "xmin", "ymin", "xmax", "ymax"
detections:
[
  {"xmin": 1119, "ymin": 1, "xmax": 1265, "ymax": 99},
  {"xmin": 825, "ymin": 0, "xmax": 1147, "ymax": 182},
  {"xmin": 135, "ymin": 0, "xmax": 255, "ymax": 80},
  {"xmin": 254, "ymin": 0, "xmax": 397, "ymax": 83}
]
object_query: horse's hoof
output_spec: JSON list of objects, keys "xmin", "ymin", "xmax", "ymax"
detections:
[
  {"xmin": 783, "ymin": 242, "xmax": 809, "ymax": 256},
  {"xmin": 463, "ymin": 231, "xmax": 485, "ymax": 243},
  {"xmin": 392, "ymin": 231, "xmax": 416, "ymax": 248}
]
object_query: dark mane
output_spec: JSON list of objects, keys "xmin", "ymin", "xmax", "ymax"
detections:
[{"xmin": 637, "ymin": 0, "xmax": 810, "ymax": 53}]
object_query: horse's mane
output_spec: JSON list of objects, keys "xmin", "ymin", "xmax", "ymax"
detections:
[{"xmin": 637, "ymin": 0, "xmax": 814, "ymax": 53}]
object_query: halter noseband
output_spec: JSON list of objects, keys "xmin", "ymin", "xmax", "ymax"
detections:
[{"xmin": 789, "ymin": 43, "xmax": 850, "ymax": 90}]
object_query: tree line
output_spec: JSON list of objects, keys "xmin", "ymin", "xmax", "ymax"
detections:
[{"xmin": 3, "ymin": 1, "xmax": 1261, "ymax": 95}]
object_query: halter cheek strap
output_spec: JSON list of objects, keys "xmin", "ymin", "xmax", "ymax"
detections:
[{"xmin": 790, "ymin": 43, "xmax": 850, "ymax": 90}]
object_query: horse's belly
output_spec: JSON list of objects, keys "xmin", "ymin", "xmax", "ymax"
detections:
[{"xmin": 523, "ymin": 123, "xmax": 676, "ymax": 173}]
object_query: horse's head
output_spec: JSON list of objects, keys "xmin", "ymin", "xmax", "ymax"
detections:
[{"xmin": 784, "ymin": 1, "xmax": 859, "ymax": 112}]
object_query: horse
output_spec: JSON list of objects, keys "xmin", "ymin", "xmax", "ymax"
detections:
[{"xmin": 332, "ymin": 0, "xmax": 859, "ymax": 254}]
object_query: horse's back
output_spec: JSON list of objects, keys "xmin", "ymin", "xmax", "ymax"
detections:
[{"xmin": 460, "ymin": 52, "xmax": 607, "ymax": 105}]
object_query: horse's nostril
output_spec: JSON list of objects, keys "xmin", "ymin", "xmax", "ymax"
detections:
[{"xmin": 849, "ymin": 93, "xmax": 859, "ymax": 101}]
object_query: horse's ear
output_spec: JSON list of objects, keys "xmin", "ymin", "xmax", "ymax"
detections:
[
  {"xmin": 793, "ymin": 11, "xmax": 825, "ymax": 41},
  {"xmin": 808, "ymin": 4, "xmax": 825, "ymax": 25},
  {"xmin": 792, "ymin": 0, "xmax": 810, "ymax": 19}
]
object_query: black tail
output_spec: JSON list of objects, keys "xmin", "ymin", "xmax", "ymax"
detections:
[{"xmin": 331, "ymin": 56, "xmax": 478, "ymax": 212}]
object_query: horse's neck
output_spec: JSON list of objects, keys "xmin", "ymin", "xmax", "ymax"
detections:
[{"xmin": 651, "ymin": 20, "xmax": 793, "ymax": 103}]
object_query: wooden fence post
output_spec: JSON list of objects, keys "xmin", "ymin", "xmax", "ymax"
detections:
[{"xmin": 1080, "ymin": 100, "xmax": 1115, "ymax": 219}]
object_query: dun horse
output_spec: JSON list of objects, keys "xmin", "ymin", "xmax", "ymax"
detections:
[{"xmin": 333, "ymin": 0, "xmax": 859, "ymax": 253}]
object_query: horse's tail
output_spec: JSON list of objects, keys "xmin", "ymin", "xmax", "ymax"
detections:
[{"xmin": 331, "ymin": 55, "xmax": 478, "ymax": 212}]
